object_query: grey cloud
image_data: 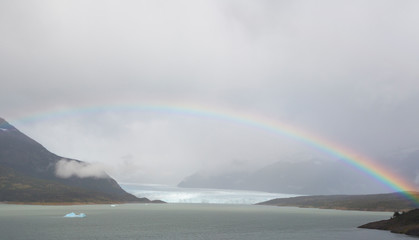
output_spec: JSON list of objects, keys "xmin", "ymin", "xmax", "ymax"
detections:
[
  {"xmin": 55, "ymin": 159, "xmax": 107, "ymax": 179},
  {"xmin": 1, "ymin": 0, "xmax": 419, "ymax": 190}
]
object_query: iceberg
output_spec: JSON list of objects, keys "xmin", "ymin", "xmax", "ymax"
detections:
[{"xmin": 64, "ymin": 212, "xmax": 86, "ymax": 218}]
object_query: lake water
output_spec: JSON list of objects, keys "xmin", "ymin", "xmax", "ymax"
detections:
[{"xmin": 0, "ymin": 203, "xmax": 413, "ymax": 240}]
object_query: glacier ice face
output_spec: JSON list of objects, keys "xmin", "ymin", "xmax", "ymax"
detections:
[
  {"xmin": 64, "ymin": 212, "xmax": 86, "ymax": 218},
  {"xmin": 121, "ymin": 184, "xmax": 299, "ymax": 204}
]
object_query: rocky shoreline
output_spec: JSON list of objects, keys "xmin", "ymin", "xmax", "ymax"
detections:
[{"xmin": 358, "ymin": 209, "xmax": 419, "ymax": 237}]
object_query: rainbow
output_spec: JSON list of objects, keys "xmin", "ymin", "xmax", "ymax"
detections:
[{"xmin": 5, "ymin": 103, "xmax": 419, "ymax": 204}]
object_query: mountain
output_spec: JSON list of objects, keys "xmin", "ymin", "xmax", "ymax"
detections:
[
  {"xmin": 0, "ymin": 117, "xmax": 154, "ymax": 204},
  {"xmin": 257, "ymin": 192, "xmax": 419, "ymax": 212},
  {"xmin": 178, "ymin": 160, "xmax": 390, "ymax": 195}
]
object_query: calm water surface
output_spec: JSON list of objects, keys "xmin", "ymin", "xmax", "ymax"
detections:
[{"xmin": 0, "ymin": 204, "xmax": 413, "ymax": 240}]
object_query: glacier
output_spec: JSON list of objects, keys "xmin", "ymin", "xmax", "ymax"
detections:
[{"xmin": 121, "ymin": 184, "xmax": 299, "ymax": 204}]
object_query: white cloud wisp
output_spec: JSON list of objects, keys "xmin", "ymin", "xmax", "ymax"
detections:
[{"xmin": 55, "ymin": 159, "xmax": 108, "ymax": 179}]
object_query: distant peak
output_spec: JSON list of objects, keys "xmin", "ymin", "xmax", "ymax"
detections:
[
  {"xmin": 0, "ymin": 117, "xmax": 17, "ymax": 131},
  {"xmin": 0, "ymin": 117, "xmax": 8, "ymax": 127}
]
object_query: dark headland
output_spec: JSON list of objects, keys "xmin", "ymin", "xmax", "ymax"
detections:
[
  {"xmin": 359, "ymin": 208, "xmax": 419, "ymax": 237},
  {"xmin": 0, "ymin": 117, "xmax": 163, "ymax": 204},
  {"xmin": 257, "ymin": 192, "xmax": 419, "ymax": 212}
]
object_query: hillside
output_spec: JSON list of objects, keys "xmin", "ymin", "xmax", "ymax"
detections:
[
  {"xmin": 257, "ymin": 192, "xmax": 419, "ymax": 212},
  {"xmin": 0, "ymin": 117, "xmax": 154, "ymax": 204},
  {"xmin": 179, "ymin": 160, "xmax": 390, "ymax": 195},
  {"xmin": 359, "ymin": 208, "xmax": 419, "ymax": 237}
]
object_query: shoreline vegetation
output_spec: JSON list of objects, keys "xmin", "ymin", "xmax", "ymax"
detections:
[
  {"xmin": 358, "ymin": 208, "xmax": 419, "ymax": 237},
  {"xmin": 257, "ymin": 192, "xmax": 419, "ymax": 212},
  {"xmin": 257, "ymin": 192, "xmax": 419, "ymax": 237}
]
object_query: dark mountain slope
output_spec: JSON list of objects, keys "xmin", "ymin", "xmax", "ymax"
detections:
[{"xmin": 0, "ymin": 117, "xmax": 152, "ymax": 203}]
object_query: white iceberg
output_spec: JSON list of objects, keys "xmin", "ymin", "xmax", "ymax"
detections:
[{"xmin": 64, "ymin": 212, "xmax": 86, "ymax": 218}]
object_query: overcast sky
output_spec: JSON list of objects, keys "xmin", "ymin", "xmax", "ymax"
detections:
[{"xmin": 1, "ymin": 0, "xmax": 419, "ymax": 187}]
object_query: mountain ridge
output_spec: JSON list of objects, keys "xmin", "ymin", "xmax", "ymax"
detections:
[
  {"xmin": 178, "ymin": 160, "xmax": 390, "ymax": 195},
  {"xmin": 0, "ymin": 117, "xmax": 155, "ymax": 204}
]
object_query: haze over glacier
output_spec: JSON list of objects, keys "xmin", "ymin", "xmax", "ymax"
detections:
[{"xmin": 1, "ymin": 0, "xmax": 419, "ymax": 194}]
